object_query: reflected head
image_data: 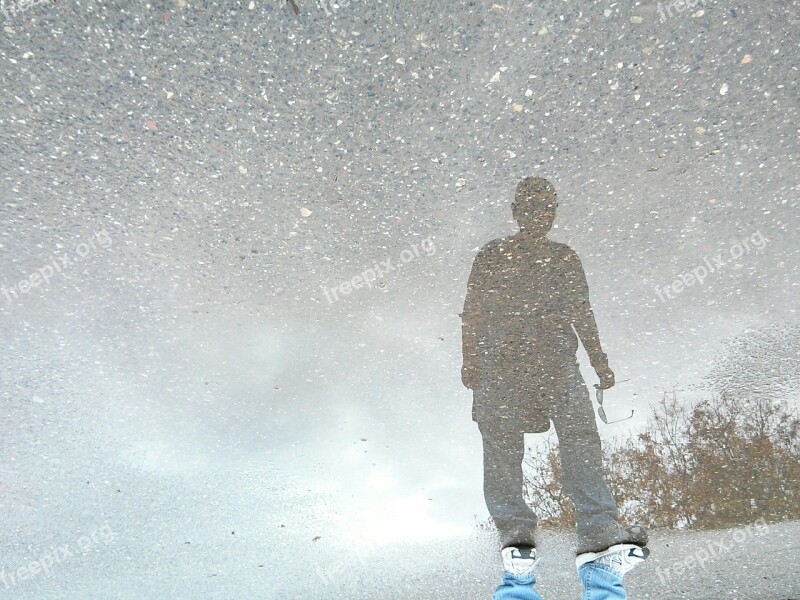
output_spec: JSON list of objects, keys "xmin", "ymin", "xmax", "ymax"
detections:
[{"xmin": 512, "ymin": 177, "xmax": 558, "ymax": 236}]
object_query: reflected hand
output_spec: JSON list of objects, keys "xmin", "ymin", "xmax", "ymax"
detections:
[
  {"xmin": 594, "ymin": 364, "xmax": 615, "ymax": 390},
  {"xmin": 461, "ymin": 363, "xmax": 481, "ymax": 390}
]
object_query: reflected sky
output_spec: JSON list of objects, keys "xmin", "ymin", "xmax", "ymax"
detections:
[{"xmin": 0, "ymin": 1, "xmax": 798, "ymax": 596}]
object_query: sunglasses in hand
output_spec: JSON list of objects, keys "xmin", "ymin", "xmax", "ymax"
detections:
[{"xmin": 594, "ymin": 386, "xmax": 634, "ymax": 424}]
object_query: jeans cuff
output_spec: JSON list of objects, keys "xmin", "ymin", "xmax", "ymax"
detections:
[{"xmin": 503, "ymin": 572, "xmax": 537, "ymax": 585}]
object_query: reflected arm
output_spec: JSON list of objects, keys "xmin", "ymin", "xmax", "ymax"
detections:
[
  {"xmin": 461, "ymin": 249, "xmax": 488, "ymax": 370},
  {"xmin": 565, "ymin": 250, "xmax": 608, "ymax": 368}
]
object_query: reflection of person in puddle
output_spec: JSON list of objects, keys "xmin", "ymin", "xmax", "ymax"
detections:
[{"xmin": 461, "ymin": 177, "xmax": 648, "ymax": 600}]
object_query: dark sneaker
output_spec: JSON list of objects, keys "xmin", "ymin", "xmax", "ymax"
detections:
[
  {"xmin": 576, "ymin": 523, "xmax": 648, "ymax": 555},
  {"xmin": 501, "ymin": 546, "xmax": 541, "ymax": 578},
  {"xmin": 576, "ymin": 543, "xmax": 649, "ymax": 575}
]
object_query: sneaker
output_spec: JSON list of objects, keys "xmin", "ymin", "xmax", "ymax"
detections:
[
  {"xmin": 575, "ymin": 543, "xmax": 649, "ymax": 576},
  {"xmin": 501, "ymin": 546, "xmax": 540, "ymax": 578},
  {"xmin": 576, "ymin": 523, "xmax": 648, "ymax": 555}
]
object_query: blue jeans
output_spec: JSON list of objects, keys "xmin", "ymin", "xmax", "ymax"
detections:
[{"xmin": 493, "ymin": 563, "xmax": 626, "ymax": 600}]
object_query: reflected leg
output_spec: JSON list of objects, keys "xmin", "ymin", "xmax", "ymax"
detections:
[
  {"xmin": 550, "ymin": 364, "xmax": 619, "ymax": 548},
  {"xmin": 479, "ymin": 425, "xmax": 538, "ymax": 547}
]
